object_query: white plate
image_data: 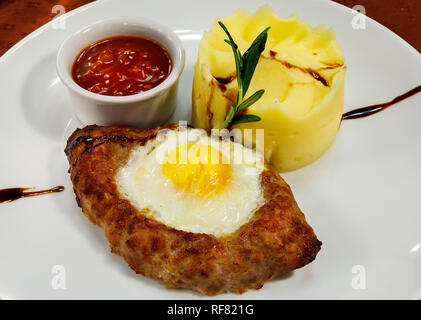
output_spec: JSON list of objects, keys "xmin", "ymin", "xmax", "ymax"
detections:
[{"xmin": 0, "ymin": 0, "xmax": 420, "ymax": 300}]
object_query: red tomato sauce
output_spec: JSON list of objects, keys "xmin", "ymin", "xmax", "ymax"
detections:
[{"xmin": 72, "ymin": 36, "xmax": 172, "ymax": 96}]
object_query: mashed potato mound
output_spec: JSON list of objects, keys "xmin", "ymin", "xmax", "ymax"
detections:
[{"xmin": 192, "ymin": 5, "xmax": 346, "ymax": 172}]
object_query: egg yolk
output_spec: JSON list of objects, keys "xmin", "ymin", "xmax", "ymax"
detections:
[{"xmin": 162, "ymin": 144, "xmax": 232, "ymax": 199}]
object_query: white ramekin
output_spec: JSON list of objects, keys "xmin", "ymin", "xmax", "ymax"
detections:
[{"xmin": 56, "ymin": 17, "xmax": 185, "ymax": 126}]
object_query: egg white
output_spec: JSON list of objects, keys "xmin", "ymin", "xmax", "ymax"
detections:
[{"xmin": 116, "ymin": 128, "xmax": 265, "ymax": 237}]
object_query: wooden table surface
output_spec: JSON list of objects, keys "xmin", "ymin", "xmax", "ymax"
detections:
[{"xmin": 0, "ymin": 0, "xmax": 420, "ymax": 56}]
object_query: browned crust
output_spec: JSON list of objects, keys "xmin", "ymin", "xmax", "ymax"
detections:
[{"xmin": 65, "ymin": 124, "xmax": 322, "ymax": 295}]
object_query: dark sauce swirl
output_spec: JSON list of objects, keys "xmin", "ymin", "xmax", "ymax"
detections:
[
  {"xmin": 0, "ymin": 186, "xmax": 64, "ymax": 204},
  {"xmin": 342, "ymin": 85, "xmax": 421, "ymax": 120},
  {"xmin": 2, "ymin": 85, "xmax": 419, "ymax": 205},
  {"xmin": 214, "ymin": 74, "xmax": 237, "ymax": 85}
]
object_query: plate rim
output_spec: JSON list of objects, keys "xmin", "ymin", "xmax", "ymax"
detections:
[{"xmin": 0, "ymin": 0, "xmax": 420, "ymax": 300}]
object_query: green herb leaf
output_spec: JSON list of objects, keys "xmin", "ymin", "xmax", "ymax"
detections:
[
  {"xmin": 224, "ymin": 102, "xmax": 237, "ymax": 125},
  {"xmin": 218, "ymin": 21, "xmax": 270, "ymax": 127},
  {"xmin": 219, "ymin": 22, "xmax": 243, "ymax": 99},
  {"xmin": 230, "ymin": 114, "xmax": 262, "ymax": 126},
  {"xmin": 237, "ymin": 89, "xmax": 265, "ymax": 112},
  {"xmin": 218, "ymin": 22, "xmax": 238, "ymax": 49},
  {"xmin": 241, "ymin": 27, "xmax": 270, "ymax": 96}
]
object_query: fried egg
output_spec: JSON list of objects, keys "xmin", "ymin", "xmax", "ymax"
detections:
[{"xmin": 116, "ymin": 128, "xmax": 265, "ymax": 236}]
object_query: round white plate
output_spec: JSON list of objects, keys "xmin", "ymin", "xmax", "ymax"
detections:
[{"xmin": 0, "ymin": 0, "xmax": 420, "ymax": 299}]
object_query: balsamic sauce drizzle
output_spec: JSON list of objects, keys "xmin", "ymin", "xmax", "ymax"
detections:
[
  {"xmin": 0, "ymin": 186, "xmax": 64, "ymax": 204},
  {"xmin": 1, "ymin": 85, "xmax": 419, "ymax": 204},
  {"xmin": 342, "ymin": 85, "xmax": 421, "ymax": 120},
  {"xmin": 214, "ymin": 74, "xmax": 236, "ymax": 85}
]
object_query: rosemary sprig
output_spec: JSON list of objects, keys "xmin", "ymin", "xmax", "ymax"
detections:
[{"xmin": 218, "ymin": 21, "xmax": 270, "ymax": 127}]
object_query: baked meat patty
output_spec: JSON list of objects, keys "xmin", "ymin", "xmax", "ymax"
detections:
[{"xmin": 65, "ymin": 124, "xmax": 321, "ymax": 294}]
